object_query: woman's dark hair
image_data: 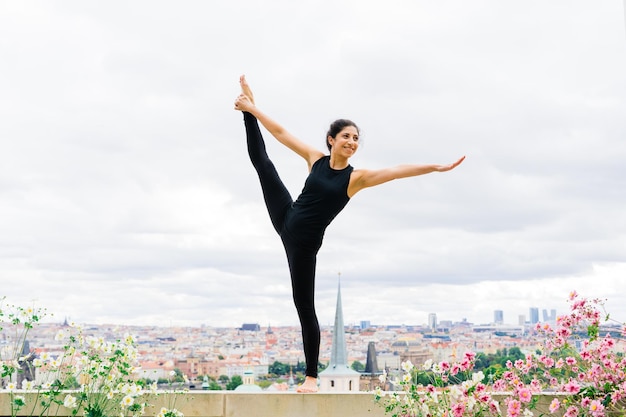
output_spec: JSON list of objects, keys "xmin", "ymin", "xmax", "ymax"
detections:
[{"xmin": 326, "ymin": 119, "xmax": 359, "ymax": 151}]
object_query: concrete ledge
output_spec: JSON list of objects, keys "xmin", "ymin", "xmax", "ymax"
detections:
[
  {"xmin": 0, "ymin": 392, "xmax": 575, "ymax": 417},
  {"xmin": 0, "ymin": 392, "xmax": 386, "ymax": 417}
]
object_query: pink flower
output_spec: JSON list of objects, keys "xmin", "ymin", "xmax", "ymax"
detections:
[
  {"xmin": 563, "ymin": 379, "xmax": 580, "ymax": 394},
  {"xmin": 565, "ymin": 356, "xmax": 577, "ymax": 366},
  {"xmin": 517, "ymin": 387, "xmax": 532, "ymax": 403},
  {"xmin": 564, "ymin": 406, "xmax": 579, "ymax": 417},
  {"xmin": 450, "ymin": 363, "xmax": 461, "ymax": 376},
  {"xmin": 459, "ymin": 358, "xmax": 471, "ymax": 371},
  {"xmin": 589, "ymin": 400, "xmax": 605, "ymax": 417},
  {"xmin": 478, "ymin": 393, "xmax": 491, "ymax": 403},
  {"xmin": 452, "ymin": 403, "xmax": 465, "ymax": 417},
  {"xmin": 493, "ymin": 380, "xmax": 507, "ymax": 391},
  {"xmin": 529, "ymin": 379, "xmax": 542, "ymax": 392},
  {"xmin": 464, "ymin": 351, "xmax": 476, "ymax": 361},
  {"xmin": 507, "ymin": 399, "xmax": 521, "ymax": 417},
  {"xmin": 549, "ymin": 398, "xmax": 560, "ymax": 413}
]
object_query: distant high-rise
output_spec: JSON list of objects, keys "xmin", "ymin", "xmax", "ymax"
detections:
[
  {"xmin": 428, "ymin": 313, "xmax": 437, "ymax": 331},
  {"xmin": 529, "ymin": 307, "xmax": 539, "ymax": 324},
  {"xmin": 494, "ymin": 310, "xmax": 504, "ymax": 324},
  {"xmin": 360, "ymin": 320, "xmax": 371, "ymax": 330},
  {"xmin": 518, "ymin": 315, "xmax": 526, "ymax": 326}
]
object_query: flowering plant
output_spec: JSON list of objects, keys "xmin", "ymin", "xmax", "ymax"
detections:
[
  {"xmin": 150, "ymin": 370, "xmax": 189, "ymax": 417},
  {"xmin": 375, "ymin": 291, "xmax": 626, "ymax": 417},
  {"xmin": 1, "ymin": 297, "xmax": 186, "ymax": 417}
]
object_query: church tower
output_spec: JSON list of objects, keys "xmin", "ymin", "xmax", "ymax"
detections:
[{"xmin": 318, "ymin": 273, "xmax": 360, "ymax": 392}]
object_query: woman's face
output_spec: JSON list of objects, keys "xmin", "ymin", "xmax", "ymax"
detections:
[{"xmin": 329, "ymin": 126, "xmax": 359, "ymax": 157}]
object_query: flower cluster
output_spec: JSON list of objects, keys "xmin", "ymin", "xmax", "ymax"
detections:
[
  {"xmin": 376, "ymin": 291, "xmax": 626, "ymax": 417},
  {"xmin": 1, "ymin": 297, "xmax": 186, "ymax": 417},
  {"xmin": 375, "ymin": 353, "xmax": 501, "ymax": 417}
]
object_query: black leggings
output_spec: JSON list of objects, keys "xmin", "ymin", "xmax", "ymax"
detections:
[{"xmin": 243, "ymin": 112, "xmax": 320, "ymax": 378}]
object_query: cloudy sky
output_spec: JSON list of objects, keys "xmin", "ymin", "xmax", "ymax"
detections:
[{"xmin": 1, "ymin": 1, "xmax": 625, "ymax": 329}]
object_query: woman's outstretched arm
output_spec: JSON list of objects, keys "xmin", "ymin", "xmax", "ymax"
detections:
[
  {"xmin": 234, "ymin": 76, "xmax": 324, "ymax": 170},
  {"xmin": 347, "ymin": 156, "xmax": 465, "ymax": 197}
]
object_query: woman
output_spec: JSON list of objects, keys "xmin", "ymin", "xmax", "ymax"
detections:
[{"xmin": 234, "ymin": 75, "xmax": 464, "ymax": 392}]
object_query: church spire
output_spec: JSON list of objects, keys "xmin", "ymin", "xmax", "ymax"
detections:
[
  {"xmin": 329, "ymin": 272, "xmax": 348, "ymax": 368},
  {"xmin": 318, "ymin": 272, "xmax": 361, "ymax": 391}
]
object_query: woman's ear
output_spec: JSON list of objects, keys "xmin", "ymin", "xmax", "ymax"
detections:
[{"xmin": 327, "ymin": 136, "xmax": 334, "ymax": 147}]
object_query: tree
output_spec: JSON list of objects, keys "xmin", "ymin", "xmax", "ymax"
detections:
[
  {"xmin": 226, "ymin": 375, "xmax": 243, "ymax": 390},
  {"xmin": 351, "ymin": 360, "xmax": 365, "ymax": 372},
  {"xmin": 268, "ymin": 361, "xmax": 289, "ymax": 376},
  {"xmin": 218, "ymin": 374, "xmax": 229, "ymax": 383}
]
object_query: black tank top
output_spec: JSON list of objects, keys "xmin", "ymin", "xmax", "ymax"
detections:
[{"xmin": 283, "ymin": 155, "xmax": 353, "ymax": 249}]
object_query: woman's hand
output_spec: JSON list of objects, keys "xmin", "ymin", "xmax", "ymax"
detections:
[
  {"xmin": 435, "ymin": 156, "xmax": 466, "ymax": 172},
  {"xmin": 234, "ymin": 93, "xmax": 255, "ymax": 112}
]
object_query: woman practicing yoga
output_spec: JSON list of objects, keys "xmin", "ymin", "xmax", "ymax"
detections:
[{"xmin": 234, "ymin": 75, "xmax": 464, "ymax": 392}]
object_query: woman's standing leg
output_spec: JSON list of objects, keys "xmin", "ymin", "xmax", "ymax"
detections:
[{"xmin": 283, "ymin": 238, "xmax": 321, "ymax": 392}]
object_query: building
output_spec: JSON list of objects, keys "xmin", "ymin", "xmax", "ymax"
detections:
[
  {"xmin": 318, "ymin": 279, "xmax": 360, "ymax": 392},
  {"xmin": 529, "ymin": 308, "xmax": 539, "ymax": 324},
  {"xmin": 494, "ymin": 310, "xmax": 503, "ymax": 325},
  {"xmin": 428, "ymin": 313, "xmax": 437, "ymax": 331},
  {"xmin": 359, "ymin": 341, "xmax": 385, "ymax": 391}
]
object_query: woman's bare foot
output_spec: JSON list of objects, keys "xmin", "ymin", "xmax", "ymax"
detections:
[
  {"xmin": 239, "ymin": 75, "xmax": 255, "ymax": 105},
  {"xmin": 296, "ymin": 376, "xmax": 318, "ymax": 393}
]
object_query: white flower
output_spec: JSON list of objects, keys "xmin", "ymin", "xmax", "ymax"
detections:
[
  {"xmin": 22, "ymin": 380, "xmax": 35, "ymax": 390},
  {"xmin": 523, "ymin": 408, "xmax": 534, "ymax": 417},
  {"xmin": 55, "ymin": 329, "xmax": 65, "ymax": 341},
  {"xmin": 432, "ymin": 362, "xmax": 443, "ymax": 374},
  {"xmin": 169, "ymin": 370, "xmax": 176, "ymax": 377},
  {"xmin": 7, "ymin": 382, "xmax": 16, "ymax": 391},
  {"xmin": 374, "ymin": 387, "xmax": 383, "ymax": 397},
  {"xmin": 124, "ymin": 333, "xmax": 136, "ymax": 345},
  {"xmin": 63, "ymin": 394, "xmax": 77, "ymax": 409},
  {"xmin": 422, "ymin": 359, "xmax": 433, "ymax": 370},
  {"xmin": 472, "ymin": 371, "xmax": 485, "ymax": 383},
  {"xmin": 107, "ymin": 391, "xmax": 115, "ymax": 399},
  {"xmin": 121, "ymin": 395, "xmax": 135, "ymax": 407},
  {"xmin": 401, "ymin": 360, "xmax": 414, "ymax": 373},
  {"xmin": 466, "ymin": 396, "xmax": 477, "ymax": 410},
  {"xmin": 402, "ymin": 373, "xmax": 412, "ymax": 383},
  {"xmin": 40, "ymin": 352, "xmax": 51, "ymax": 361},
  {"xmin": 449, "ymin": 385, "xmax": 462, "ymax": 399},
  {"xmin": 378, "ymin": 373, "xmax": 386, "ymax": 383}
]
